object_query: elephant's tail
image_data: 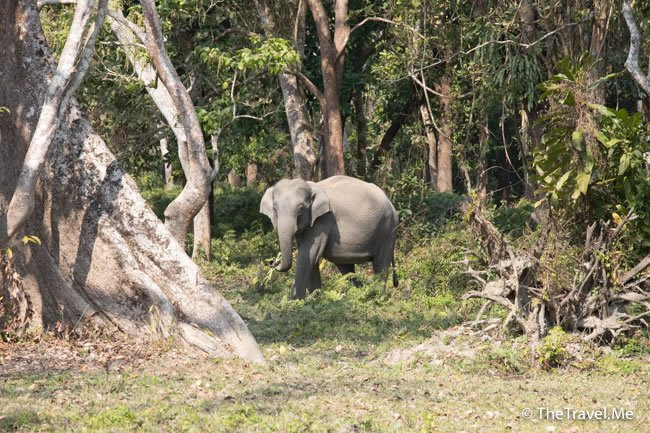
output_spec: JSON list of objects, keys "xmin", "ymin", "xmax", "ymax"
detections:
[{"xmin": 392, "ymin": 256, "xmax": 398, "ymax": 287}]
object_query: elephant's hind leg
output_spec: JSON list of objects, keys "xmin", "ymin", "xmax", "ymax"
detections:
[
  {"xmin": 372, "ymin": 248, "xmax": 394, "ymax": 287},
  {"xmin": 335, "ymin": 263, "xmax": 362, "ymax": 287}
]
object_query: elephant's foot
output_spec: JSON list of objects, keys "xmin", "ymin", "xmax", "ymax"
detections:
[{"xmin": 291, "ymin": 283, "xmax": 306, "ymax": 300}]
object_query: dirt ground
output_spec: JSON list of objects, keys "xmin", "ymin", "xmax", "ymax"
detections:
[{"xmin": 1, "ymin": 326, "xmax": 648, "ymax": 433}]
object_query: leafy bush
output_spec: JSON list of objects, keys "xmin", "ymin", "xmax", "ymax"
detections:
[
  {"xmin": 537, "ymin": 326, "xmax": 571, "ymax": 368},
  {"xmin": 383, "ymin": 169, "xmax": 465, "ymax": 243},
  {"xmin": 492, "ymin": 199, "xmax": 534, "ymax": 236},
  {"xmin": 534, "ymin": 56, "xmax": 650, "ymax": 249},
  {"xmin": 141, "ymin": 186, "xmax": 182, "ymax": 220},
  {"xmin": 213, "ymin": 186, "xmax": 271, "ymax": 237}
]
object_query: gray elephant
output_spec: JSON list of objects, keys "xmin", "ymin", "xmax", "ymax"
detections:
[{"xmin": 260, "ymin": 175, "xmax": 399, "ymax": 299}]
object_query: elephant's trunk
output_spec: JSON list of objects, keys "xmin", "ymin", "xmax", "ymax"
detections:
[{"xmin": 275, "ymin": 221, "xmax": 295, "ymax": 272}]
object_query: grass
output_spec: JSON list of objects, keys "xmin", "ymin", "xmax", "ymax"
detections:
[
  {"xmin": 1, "ymin": 218, "xmax": 649, "ymax": 432},
  {"xmin": 1, "ymin": 347, "xmax": 648, "ymax": 432}
]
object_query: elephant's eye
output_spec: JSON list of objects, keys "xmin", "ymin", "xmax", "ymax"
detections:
[{"xmin": 298, "ymin": 205, "xmax": 305, "ymax": 213}]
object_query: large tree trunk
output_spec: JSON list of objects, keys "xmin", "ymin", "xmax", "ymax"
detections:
[
  {"xmin": 0, "ymin": 0, "xmax": 262, "ymax": 363},
  {"xmin": 1, "ymin": 0, "xmax": 107, "ymax": 247},
  {"xmin": 255, "ymin": 0, "xmax": 316, "ymax": 180},
  {"xmin": 436, "ymin": 74, "xmax": 454, "ymax": 192}
]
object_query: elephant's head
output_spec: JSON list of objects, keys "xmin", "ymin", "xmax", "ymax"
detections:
[{"xmin": 260, "ymin": 179, "xmax": 330, "ymax": 272}]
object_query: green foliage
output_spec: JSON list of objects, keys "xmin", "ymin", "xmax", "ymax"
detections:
[
  {"xmin": 537, "ymin": 326, "xmax": 571, "ymax": 368},
  {"xmin": 212, "ymin": 186, "xmax": 271, "ymax": 237},
  {"xmin": 141, "ymin": 184, "xmax": 272, "ymax": 239},
  {"xmin": 141, "ymin": 186, "xmax": 183, "ymax": 221},
  {"xmin": 613, "ymin": 333, "xmax": 650, "ymax": 357},
  {"xmin": 382, "ymin": 168, "xmax": 465, "ymax": 241},
  {"xmin": 534, "ymin": 56, "xmax": 602, "ymax": 207},
  {"xmin": 591, "ymin": 105, "xmax": 650, "ymax": 245},
  {"xmin": 0, "ymin": 410, "xmax": 42, "ymax": 431},
  {"xmin": 197, "ymin": 36, "xmax": 299, "ymax": 75},
  {"xmin": 492, "ymin": 199, "xmax": 534, "ymax": 236},
  {"xmin": 534, "ymin": 57, "xmax": 650, "ymax": 247}
]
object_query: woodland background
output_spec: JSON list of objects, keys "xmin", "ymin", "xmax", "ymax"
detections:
[{"xmin": 1, "ymin": 0, "xmax": 650, "ymax": 431}]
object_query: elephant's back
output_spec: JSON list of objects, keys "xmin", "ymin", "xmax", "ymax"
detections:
[{"xmin": 319, "ymin": 176, "xmax": 398, "ymax": 236}]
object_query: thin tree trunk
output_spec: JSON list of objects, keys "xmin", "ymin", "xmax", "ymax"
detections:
[
  {"xmin": 228, "ymin": 169, "xmax": 242, "ymax": 187},
  {"xmin": 192, "ymin": 202, "xmax": 211, "ymax": 261},
  {"xmin": 419, "ymin": 102, "xmax": 437, "ymax": 189},
  {"xmin": 160, "ymin": 136, "xmax": 174, "ymax": 190},
  {"xmin": 107, "ymin": 10, "xmax": 189, "ymax": 172},
  {"xmin": 246, "ymin": 162, "xmax": 258, "ymax": 187},
  {"xmin": 140, "ymin": 0, "xmax": 212, "ymax": 245},
  {"xmin": 352, "ymin": 90, "xmax": 368, "ymax": 177},
  {"xmin": 436, "ymin": 74, "xmax": 453, "ymax": 192},
  {"xmin": 255, "ymin": 0, "xmax": 316, "ymax": 180},
  {"xmin": 519, "ymin": 109, "xmax": 536, "ymax": 199},
  {"xmin": 588, "ymin": 0, "xmax": 612, "ymax": 104},
  {"xmin": 477, "ymin": 120, "xmax": 488, "ymax": 202},
  {"xmin": 371, "ymin": 90, "xmax": 419, "ymax": 172},
  {"xmin": 0, "ymin": 0, "xmax": 262, "ymax": 362},
  {"xmin": 109, "ymin": 8, "xmax": 212, "ymax": 260}
]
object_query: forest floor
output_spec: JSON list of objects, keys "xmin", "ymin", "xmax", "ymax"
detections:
[{"xmin": 1, "ymin": 231, "xmax": 649, "ymax": 432}]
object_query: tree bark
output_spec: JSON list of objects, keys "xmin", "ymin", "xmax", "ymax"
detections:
[
  {"xmin": 477, "ymin": 119, "xmax": 488, "ymax": 202},
  {"xmin": 419, "ymin": 102, "xmax": 437, "ymax": 189},
  {"xmin": 192, "ymin": 202, "xmax": 211, "ymax": 261},
  {"xmin": 228, "ymin": 169, "xmax": 242, "ymax": 187},
  {"xmin": 436, "ymin": 74, "xmax": 453, "ymax": 193},
  {"xmin": 622, "ymin": 1, "xmax": 650, "ymax": 96},
  {"xmin": 1, "ymin": 0, "xmax": 107, "ymax": 247},
  {"xmin": 518, "ymin": 109, "xmax": 536, "ymax": 199},
  {"xmin": 307, "ymin": 0, "xmax": 346, "ymax": 177},
  {"xmin": 255, "ymin": 0, "xmax": 316, "ymax": 180},
  {"xmin": 352, "ymin": 90, "xmax": 368, "ymax": 177},
  {"xmin": 587, "ymin": 0, "xmax": 612, "ymax": 104},
  {"xmin": 108, "ymin": 9, "xmax": 213, "ymax": 260},
  {"xmin": 246, "ymin": 162, "xmax": 258, "ymax": 187},
  {"xmin": 160, "ymin": 137, "xmax": 174, "ymax": 189},
  {"xmin": 0, "ymin": 0, "xmax": 262, "ymax": 362}
]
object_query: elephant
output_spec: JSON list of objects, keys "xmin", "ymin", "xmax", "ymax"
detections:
[{"xmin": 260, "ymin": 175, "xmax": 399, "ymax": 299}]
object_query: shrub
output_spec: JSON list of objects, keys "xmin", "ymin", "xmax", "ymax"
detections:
[
  {"xmin": 537, "ymin": 326, "xmax": 571, "ymax": 368},
  {"xmin": 213, "ymin": 186, "xmax": 271, "ymax": 236}
]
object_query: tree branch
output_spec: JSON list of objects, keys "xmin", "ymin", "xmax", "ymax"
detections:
[
  {"xmin": 37, "ymin": 0, "xmax": 76, "ymax": 9},
  {"xmin": 622, "ymin": 1, "xmax": 650, "ymax": 95},
  {"xmin": 622, "ymin": 255, "xmax": 650, "ymax": 284},
  {"xmin": 288, "ymin": 69, "xmax": 325, "ymax": 106},
  {"xmin": 140, "ymin": 0, "xmax": 212, "ymax": 243}
]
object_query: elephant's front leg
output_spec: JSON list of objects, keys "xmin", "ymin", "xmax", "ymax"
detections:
[{"xmin": 292, "ymin": 231, "xmax": 327, "ymax": 299}]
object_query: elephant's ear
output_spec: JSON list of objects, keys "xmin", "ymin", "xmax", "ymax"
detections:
[
  {"xmin": 307, "ymin": 181, "xmax": 331, "ymax": 226},
  {"xmin": 260, "ymin": 187, "xmax": 277, "ymax": 227}
]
